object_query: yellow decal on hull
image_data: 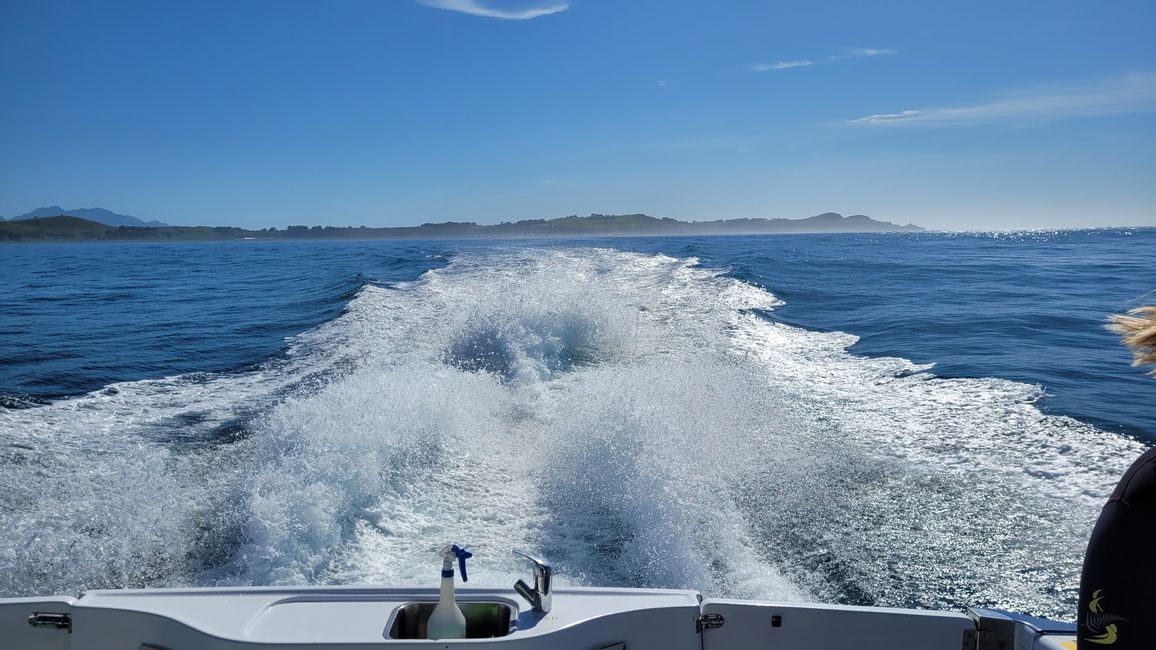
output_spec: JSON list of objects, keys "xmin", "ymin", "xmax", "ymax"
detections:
[{"xmin": 1088, "ymin": 623, "xmax": 1118, "ymax": 645}]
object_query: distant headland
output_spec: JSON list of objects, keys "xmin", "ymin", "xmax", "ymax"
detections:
[
  {"xmin": 1, "ymin": 206, "xmax": 170, "ymax": 228},
  {"xmin": 0, "ymin": 208, "xmax": 923, "ymax": 242}
]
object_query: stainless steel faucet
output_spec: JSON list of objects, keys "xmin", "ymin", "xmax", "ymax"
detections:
[{"xmin": 512, "ymin": 549, "xmax": 552, "ymax": 614}]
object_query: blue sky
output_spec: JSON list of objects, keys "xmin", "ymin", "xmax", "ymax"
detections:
[{"xmin": 1, "ymin": 0, "xmax": 1154, "ymax": 230}]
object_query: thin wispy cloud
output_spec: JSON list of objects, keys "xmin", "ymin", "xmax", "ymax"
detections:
[
  {"xmin": 847, "ymin": 73, "xmax": 1156, "ymax": 126},
  {"xmin": 415, "ymin": 0, "xmax": 569, "ymax": 20},
  {"xmin": 750, "ymin": 47, "xmax": 894, "ymax": 73},
  {"xmin": 750, "ymin": 60, "xmax": 814, "ymax": 72},
  {"xmin": 832, "ymin": 47, "xmax": 898, "ymax": 60}
]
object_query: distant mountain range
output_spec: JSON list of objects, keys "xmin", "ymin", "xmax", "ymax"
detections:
[
  {"xmin": 0, "ymin": 210, "xmax": 924, "ymax": 242},
  {"xmin": 684, "ymin": 212, "xmax": 923, "ymax": 234},
  {"xmin": 1, "ymin": 206, "xmax": 169, "ymax": 227}
]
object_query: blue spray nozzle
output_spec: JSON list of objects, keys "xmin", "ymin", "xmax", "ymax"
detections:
[{"xmin": 451, "ymin": 545, "xmax": 473, "ymax": 582}]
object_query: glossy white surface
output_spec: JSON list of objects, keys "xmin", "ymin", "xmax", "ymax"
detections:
[
  {"xmin": 0, "ymin": 586, "xmax": 1076, "ymax": 649},
  {"xmin": 70, "ymin": 586, "xmax": 702, "ymax": 649}
]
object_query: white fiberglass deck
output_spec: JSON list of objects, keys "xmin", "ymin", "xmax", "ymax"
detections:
[{"xmin": 1, "ymin": 585, "xmax": 1075, "ymax": 650}]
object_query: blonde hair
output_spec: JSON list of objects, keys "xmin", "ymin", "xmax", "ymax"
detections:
[{"xmin": 1110, "ymin": 305, "xmax": 1156, "ymax": 374}]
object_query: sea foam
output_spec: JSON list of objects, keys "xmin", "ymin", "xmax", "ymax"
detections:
[{"xmin": 0, "ymin": 247, "xmax": 1142, "ymax": 619}]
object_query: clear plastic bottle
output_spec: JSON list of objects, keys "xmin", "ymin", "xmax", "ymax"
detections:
[{"xmin": 427, "ymin": 544, "xmax": 472, "ymax": 640}]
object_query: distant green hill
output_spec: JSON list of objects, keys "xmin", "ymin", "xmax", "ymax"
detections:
[
  {"xmin": 0, "ymin": 216, "xmax": 114, "ymax": 240},
  {"xmin": 0, "ymin": 212, "xmax": 924, "ymax": 242},
  {"xmin": 0, "ymin": 217, "xmax": 246, "ymax": 242},
  {"xmin": 8, "ymin": 206, "xmax": 169, "ymax": 227}
]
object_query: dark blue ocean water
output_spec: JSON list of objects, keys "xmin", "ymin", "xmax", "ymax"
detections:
[
  {"xmin": 0, "ymin": 242, "xmax": 449, "ymax": 402},
  {"xmin": 3, "ymin": 231, "xmax": 1153, "ymax": 436},
  {"xmin": 2, "ymin": 229, "xmax": 1155, "ymax": 618}
]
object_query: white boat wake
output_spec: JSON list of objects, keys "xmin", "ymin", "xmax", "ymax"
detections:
[{"xmin": 0, "ymin": 248, "xmax": 1142, "ymax": 621}]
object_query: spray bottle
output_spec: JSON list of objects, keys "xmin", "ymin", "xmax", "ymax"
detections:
[{"xmin": 427, "ymin": 544, "xmax": 472, "ymax": 640}]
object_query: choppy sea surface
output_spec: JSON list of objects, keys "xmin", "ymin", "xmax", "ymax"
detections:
[{"xmin": 1, "ymin": 229, "xmax": 1154, "ymax": 620}]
